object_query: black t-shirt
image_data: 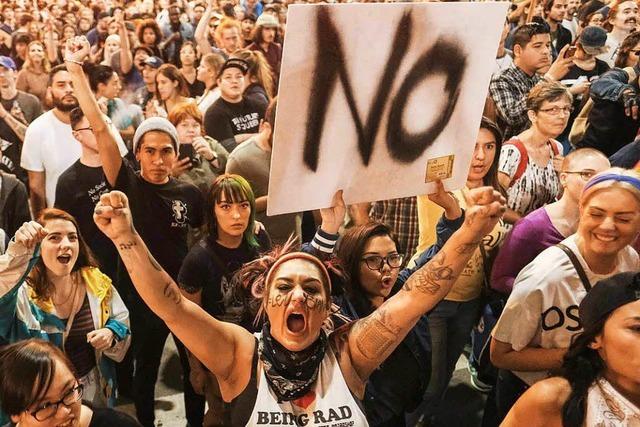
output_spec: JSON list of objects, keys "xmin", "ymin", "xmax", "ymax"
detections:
[
  {"xmin": 203, "ymin": 97, "xmax": 264, "ymax": 152},
  {"xmin": 178, "ymin": 231, "xmax": 271, "ymax": 323},
  {"xmin": 115, "ymin": 159, "xmax": 204, "ymax": 306},
  {"xmin": 187, "ymin": 78, "xmax": 205, "ymax": 98},
  {"xmin": 0, "ymin": 91, "xmax": 42, "ymax": 184},
  {"xmin": 54, "ymin": 160, "xmax": 119, "ymax": 280}
]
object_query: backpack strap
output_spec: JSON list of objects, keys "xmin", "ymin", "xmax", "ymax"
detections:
[
  {"xmin": 556, "ymin": 243, "xmax": 592, "ymax": 292},
  {"xmin": 503, "ymin": 139, "xmax": 529, "ymax": 186},
  {"xmin": 504, "ymin": 139, "xmax": 560, "ymax": 187}
]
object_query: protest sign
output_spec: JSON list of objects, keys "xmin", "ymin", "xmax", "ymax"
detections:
[{"xmin": 268, "ymin": 2, "xmax": 509, "ymax": 215}]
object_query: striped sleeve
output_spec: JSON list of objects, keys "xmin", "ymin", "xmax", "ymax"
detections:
[{"xmin": 310, "ymin": 228, "xmax": 340, "ymax": 254}]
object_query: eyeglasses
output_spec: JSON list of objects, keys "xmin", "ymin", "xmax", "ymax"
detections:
[
  {"xmin": 29, "ymin": 384, "xmax": 83, "ymax": 421},
  {"xmin": 73, "ymin": 126, "xmax": 93, "ymax": 132},
  {"xmin": 563, "ymin": 170, "xmax": 597, "ymax": 180},
  {"xmin": 538, "ymin": 106, "xmax": 573, "ymax": 115},
  {"xmin": 361, "ymin": 254, "xmax": 404, "ymax": 271}
]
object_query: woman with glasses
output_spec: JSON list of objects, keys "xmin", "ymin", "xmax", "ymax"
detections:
[
  {"xmin": 490, "ymin": 169, "xmax": 640, "ymax": 422},
  {"xmin": 0, "ymin": 339, "xmax": 140, "ymax": 427},
  {"xmin": 498, "ymin": 81, "xmax": 572, "ymax": 224},
  {"xmin": 93, "ymin": 184, "xmax": 505, "ymax": 427},
  {"xmin": 0, "ymin": 209, "xmax": 130, "ymax": 415},
  {"xmin": 333, "ymin": 222, "xmax": 431, "ymax": 426}
]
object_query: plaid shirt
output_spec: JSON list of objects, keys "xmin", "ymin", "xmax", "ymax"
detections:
[
  {"xmin": 489, "ymin": 65, "xmax": 542, "ymax": 139},
  {"xmin": 370, "ymin": 197, "xmax": 419, "ymax": 265}
]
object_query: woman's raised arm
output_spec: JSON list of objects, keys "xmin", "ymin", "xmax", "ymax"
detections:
[{"xmin": 346, "ymin": 186, "xmax": 505, "ymax": 380}]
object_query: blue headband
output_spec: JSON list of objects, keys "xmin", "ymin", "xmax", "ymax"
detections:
[{"xmin": 583, "ymin": 173, "xmax": 640, "ymax": 194}]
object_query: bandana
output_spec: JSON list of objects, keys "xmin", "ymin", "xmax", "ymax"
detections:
[{"xmin": 259, "ymin": 321, "xmax": 327, "ymax": 402}]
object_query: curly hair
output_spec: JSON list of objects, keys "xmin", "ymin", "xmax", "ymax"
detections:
[{"xmin": 136, "ymin": 18, "xmax": 162, "ymax": 46}]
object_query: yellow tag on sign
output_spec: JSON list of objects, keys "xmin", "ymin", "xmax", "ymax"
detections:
[{"xmin": 425, "ymin": 155, "xmax": 455, "ymax": 183}]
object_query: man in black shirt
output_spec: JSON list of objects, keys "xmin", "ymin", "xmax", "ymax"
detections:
[
  {"xmin": 65, "ymin": 37, "xmax": 205, "ymax": 427},
  {"xmin": 203, "ymin": 58, "xmax": 264, "ymax": 152},
  {"xmin": 54, "ymin": 108, "xmax": 123, "ymax": 283}
]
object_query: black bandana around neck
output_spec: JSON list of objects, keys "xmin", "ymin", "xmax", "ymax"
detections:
[{"xmin": 259, "ymin": 321, "xmax": 327, "ymax": 402}]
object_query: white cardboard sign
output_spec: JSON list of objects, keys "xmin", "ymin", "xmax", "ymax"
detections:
[{"xmin": 267, "ymin": 2, "xmax": 509, "ymax": 216}]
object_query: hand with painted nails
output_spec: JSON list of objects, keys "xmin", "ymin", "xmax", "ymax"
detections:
[{"xmin": 93, "ymin": 191, "xmax": 135, "ymax": 241}]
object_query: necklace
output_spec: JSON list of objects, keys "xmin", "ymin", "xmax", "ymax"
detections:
[{"xmin": 52, "ymin": 273, "xmax": 78, "ymax": 307}]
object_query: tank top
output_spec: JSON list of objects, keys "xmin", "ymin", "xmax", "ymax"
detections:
[
  {"xmin": 584, "ymin": 377, "xmax": 640, "ymax": 426},
  {"xmin": 243, "ymin": 333, "xmax": 369, "ymax": 427},
  {"xmin": 63, "ymin": 294, "xmax": 96, "ymax": 378}
]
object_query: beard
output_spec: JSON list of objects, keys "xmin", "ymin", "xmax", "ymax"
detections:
[{"xmin": 52, "ymin": 93, "xmax": 78, "ymax": 112}]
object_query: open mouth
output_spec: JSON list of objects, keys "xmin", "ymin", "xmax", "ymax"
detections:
[
  {"xmin": 626, "ymin": 18, "xmax": 637, "ymax": 25},
  {"xmin": 381, "ymin": 276, "xmax": 394, "ymax": 289},
  {"xmin": 57, "ymin": 417, "xmax": 75, "ymax": 427},
  {"xmin": 286, "ymin": 313, "xmax": 306, "ymax": 334},
  {"xmin": 57, "ymin": 254, "xmax": 72, "ymax": 264}
]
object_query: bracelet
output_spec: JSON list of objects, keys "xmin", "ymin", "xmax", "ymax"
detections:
[{"xmin": 64, "ymin": 59, "xmax": 84, "ymax": 66}]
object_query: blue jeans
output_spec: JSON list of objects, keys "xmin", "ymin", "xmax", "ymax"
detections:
[{"xmin": 424, "ymin": 298, "xmax": 482, "ymax": 414}]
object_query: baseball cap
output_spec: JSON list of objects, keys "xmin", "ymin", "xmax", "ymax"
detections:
[
  {"xmin": 0, "ymin": 56, "xmax": 16, "ymax": 71},
  {"xmin": 255, "ymin": 13, "xmax": 278, "ymax": 28},
  {"xmin": 580, "ymin": 272, "xmax": 640, "ymax": 331},
  {"xmin": 217, "ymin": 58, "xmax": 249, "ymax": 78},
  {"xmin": 143, "ymin": 56, "xmax": 164, "ymax": 69},
  {"xmin": 578, "ymin": 26, "xmax": 608, "ymax": 56},
  {"xmin": 132, "ymin": 117, "xmax": 179, "ymax": 153}
]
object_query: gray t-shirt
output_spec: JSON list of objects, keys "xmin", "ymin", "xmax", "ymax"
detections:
[{"xmin": 225, "ymin": 138, "xmax": 301, "ymax": 244}]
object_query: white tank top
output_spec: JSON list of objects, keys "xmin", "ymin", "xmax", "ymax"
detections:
[
  {"xmin": 245, "ymin": 334, "xmax": 369, "ymax": 427},
  {"xmin": 584, "ymin": 378, "xmax": 640, "ymax": 426}
]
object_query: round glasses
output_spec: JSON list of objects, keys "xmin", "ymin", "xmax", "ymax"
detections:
[
  {"xmin": 30, "ymin": 383, "xmax": 83, "ymax": 421},
  {"xmin": 361, "ymin": 254, "xmax": 404, "ymax": 271}
]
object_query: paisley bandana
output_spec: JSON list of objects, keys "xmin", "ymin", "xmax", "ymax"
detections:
[{"xmin": 259, "ymin": 321, "xmax": 327, "ymax": 402}]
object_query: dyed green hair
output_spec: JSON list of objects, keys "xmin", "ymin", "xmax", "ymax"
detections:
[{"xmin": 206, "ymin": 174, "xmax": 259, "ymax": 248}]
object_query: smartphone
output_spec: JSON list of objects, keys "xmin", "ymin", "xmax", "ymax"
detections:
[
  {"xmin": 179, "ymin": 144, "xmax": 197, "ymax": 168},
  {"xmin": 565, "ymin": 46, "xmax": 577, "ymax": 59}
]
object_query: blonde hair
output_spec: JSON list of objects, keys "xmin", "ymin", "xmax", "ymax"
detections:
[
  {"xmin": 23, "ymin": 41, "xmax": 50, "ymax": 74},
  {"xmin": 580, "ymin": 167, "xmax": 640, "ymax": 207},
  {"xmin": 231, "ymin": 49, "xmax": 275, "ymax": 99}
]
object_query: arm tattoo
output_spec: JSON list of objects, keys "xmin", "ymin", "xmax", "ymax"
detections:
[
  {"xmin": 354, "ymin": 309, "xmax": 402, "ymax": 361},
  {"xmin": 403, "ymin": 252, "xmax": 454, "ymax": 295},
  {"xmin": 163, "ymin": 282, "xmax": 182, "ymax": 305},
  {"xmin": 455, "ymin": 241, "xmax": 481, "ymax": 255}
]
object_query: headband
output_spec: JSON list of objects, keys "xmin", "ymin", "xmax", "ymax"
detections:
[
  {"xmin": 582, "ymin": 173, "xmax": 640, "ymax": 195},
  {"xmin": 264, "ymin": 252, "xmax": 332, "ymax": 293}
]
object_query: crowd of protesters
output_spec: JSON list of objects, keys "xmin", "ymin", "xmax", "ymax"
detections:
[{"xmin": 1, "ymin": 0, "xmax": 640, "ymax": 426}]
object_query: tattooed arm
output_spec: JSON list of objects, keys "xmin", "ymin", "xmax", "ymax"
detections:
[
  {"xmin": 346, "ymin": 186, "xmax": 505, "ymax": 381},
  {"xmin": 93, "ymin": 191, "xmax": 256, "ymax": 400}
]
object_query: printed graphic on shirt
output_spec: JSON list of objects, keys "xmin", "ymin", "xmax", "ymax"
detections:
[
  {"xmin": 171, "ymin": 200, "xmax": 188, "ymax": 226},
  {"xmin": 87, "ymin": 181, "xmax": 109, "ymax": 204},
  {"xmin": 255, "ymin": 405, "xmax": 355, "ymax": 426},
  {"xmin": 232, "ymin": 113, "xmax": 260, "ymax": 132}
]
